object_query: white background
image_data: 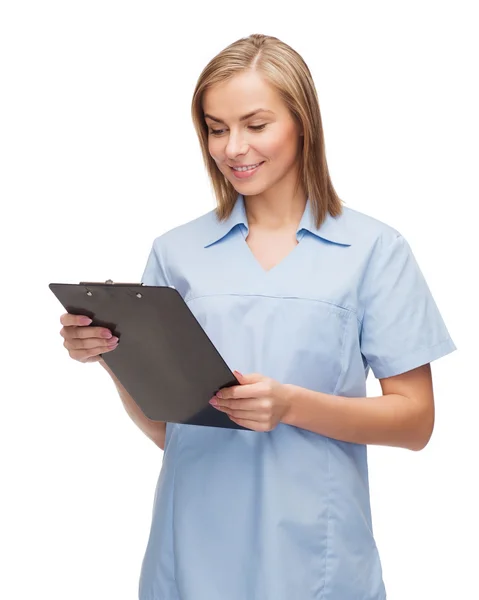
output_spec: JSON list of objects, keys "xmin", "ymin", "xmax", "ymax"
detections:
[{"xmin": 1, "ymin": 1, "xmax": 476, "ymax": 599}]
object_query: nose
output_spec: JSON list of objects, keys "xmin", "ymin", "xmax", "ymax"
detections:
[{"xmin": 224, "ymin": 130, "xmax": 248, "ymax": 159}]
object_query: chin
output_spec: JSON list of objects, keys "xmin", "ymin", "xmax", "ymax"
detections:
[
  {"xmin": 232, "ymin": 182, "xmax": 266, "ymax": 196},
  {"xmin": 228, "ymin": 175, "xmax": 269, "ymax": 190}
]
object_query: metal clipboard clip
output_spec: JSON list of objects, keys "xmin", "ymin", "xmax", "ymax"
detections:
[
  {"xmin": 79, "ymin": 279, "xmax": 145, "ymax": 286},
  {"xmin": 79, "ymin": 280, "xmax": 146, "ymax": 298},
  {"xmin": 78, "ymin": 281, "xmax": 175, "ymax": 298}
]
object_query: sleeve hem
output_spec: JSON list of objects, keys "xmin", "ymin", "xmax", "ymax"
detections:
[{"xmin": 370, "ymin": 337, "xmax": 457, "ymax": 379}]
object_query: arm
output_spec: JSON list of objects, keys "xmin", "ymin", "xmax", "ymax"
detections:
[
  {"xmin": 282, "ymin": 363, "xmax": 434, "ymax": 451},
  {"xmin": 99, "ymin": 358, "xmax": 166, "ymax": 450}
]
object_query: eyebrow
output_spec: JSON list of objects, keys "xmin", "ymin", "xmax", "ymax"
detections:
[{"xmin": 203, "ymin": 109, "xmax": 274, "ymax": 124}]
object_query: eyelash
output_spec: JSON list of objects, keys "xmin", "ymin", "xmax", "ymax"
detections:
[{"xmin": 208, "ymin": 124, "xmax": 267, "ymax": 136}]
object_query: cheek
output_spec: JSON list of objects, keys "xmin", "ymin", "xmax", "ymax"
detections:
[
  {"xmin": 208, "ymin": 138, "xmax": 225, "ymax": 166},
  {"xmin": 207, "ymin": 137, "xmax": 217, "ymax": 157},
  {"xmin": 260, "ymin": 128, "xmax": 298, "ymax": 161}
]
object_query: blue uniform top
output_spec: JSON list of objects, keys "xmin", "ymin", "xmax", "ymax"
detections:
[{"xmin": 138, "ymin": 194, "xmax": 456, "ymax": 600}]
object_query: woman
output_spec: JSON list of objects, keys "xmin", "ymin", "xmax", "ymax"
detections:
[{"xmin": 60, "ymin": 33, "xmax": 456, "ymax": 599}]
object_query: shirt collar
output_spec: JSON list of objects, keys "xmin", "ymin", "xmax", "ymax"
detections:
[{"xmin": 204, "ymin": 193, "xmax": 351, "ymax": 247}]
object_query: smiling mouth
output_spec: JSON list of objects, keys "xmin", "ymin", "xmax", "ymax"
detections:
[{"xmin": 230, "ymin": 161, "xmax": 265, "ymax": 172}]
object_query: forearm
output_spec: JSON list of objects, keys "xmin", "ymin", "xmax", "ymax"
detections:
[
  {"xmin": 99, "ymin": 358, "xmax": 166, "ymax": 450},
  {"xmin": 282, "ymin": 384, "xmax": 433, "ymax": 451}
]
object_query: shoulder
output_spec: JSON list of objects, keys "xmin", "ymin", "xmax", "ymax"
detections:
[
  {"xmin": 336, "ymin": 206, "xmax": 412, "ymax": 300},
  {"xmin": 148, "ymin": 206, "xmax": 218, "ymax": 254},
  {"xmin": 342, "ymin": 207, "xmax": 421, "ymax": 307},
  {"xmin": 339, "ymin": 204, "xmax": 403, "ymax": 248}
]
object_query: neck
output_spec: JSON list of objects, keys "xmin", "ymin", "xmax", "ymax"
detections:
[{"xmin": 244, "ymin": 182, "xmax": 306, "ymax": 232}]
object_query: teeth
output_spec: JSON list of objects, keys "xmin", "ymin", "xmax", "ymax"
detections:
[{"xmin": 232, "ymin": 163, "xmax": 261, "ymax": 172}]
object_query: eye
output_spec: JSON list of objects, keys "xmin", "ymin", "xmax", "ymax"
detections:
[
  {"xmin": 208, "ymin": 124, "xmax": 268, "ymax": 136},
  {"xmin": 208, "ymin": 128, "xmax": 226, "ymax": 136}
]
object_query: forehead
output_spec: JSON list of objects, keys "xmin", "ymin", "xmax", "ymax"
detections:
[{"xmin": 202, "ymin": 70, "xmax": 286, "ymax": 118}]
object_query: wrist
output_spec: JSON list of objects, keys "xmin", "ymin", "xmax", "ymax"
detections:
[{"xmin": 281, "ymin": 383, "xmax": 298, "ymax": 426}]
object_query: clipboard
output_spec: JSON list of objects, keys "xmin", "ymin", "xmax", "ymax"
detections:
[{"xmin": 49, "ymin": 280, "xmax": 250, "ymax": 430}]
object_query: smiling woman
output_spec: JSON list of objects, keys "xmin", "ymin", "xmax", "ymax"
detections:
[
  {"xmin": 136, "ymin": 33, "xmax": 456, "ymax": 600},
  {"xmin": 202, "ymin": 72, "xmax": 303, "ymax": 194},
  {"xmin": 190, "ymin": 34, "xmax": 341, "ymax": 229}
]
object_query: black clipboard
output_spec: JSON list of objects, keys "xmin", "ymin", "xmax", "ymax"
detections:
[{"xmin": 49, "ymin": 280, "xmax": 249, "ymax": 430}]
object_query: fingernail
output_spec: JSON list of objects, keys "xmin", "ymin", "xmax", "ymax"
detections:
[
  {"xmin": 81, "ymin": 317, "xmax": 92, "ymax": 325},
  {"xmin": 209, "ymin": 397, "xmax": 218, "ymax": 406}
]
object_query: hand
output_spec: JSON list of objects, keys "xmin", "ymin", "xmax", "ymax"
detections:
[
  {"xmin": 59, "ymin": 313, "xmax": 119, "ymax": 363},
  {"xmin": 210, "ymin": 371, "xmax": 292, "ymax": 432}
]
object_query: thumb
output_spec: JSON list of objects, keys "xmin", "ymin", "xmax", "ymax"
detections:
[{"xmin": 233, "ymin": 370, "xmax": 264, "ymax": 384}]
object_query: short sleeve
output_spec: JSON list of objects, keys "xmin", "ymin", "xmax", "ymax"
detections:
[
  {"xmin": 359, "ymin": 233, "xmax": 456, "ymax": 379},
  {"xmin": 141, "ymin": 238, "xmax": 172, "ymax": 287}
]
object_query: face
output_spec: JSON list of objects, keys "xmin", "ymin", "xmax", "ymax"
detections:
[{"xmin": 203, "ymin": 69, "xmax": 303, "ymax": 196}]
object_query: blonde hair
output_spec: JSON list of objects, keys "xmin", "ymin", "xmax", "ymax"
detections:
[{"xmin": 190, "ymin": 33, "xmax": 344, "ymax": 229}]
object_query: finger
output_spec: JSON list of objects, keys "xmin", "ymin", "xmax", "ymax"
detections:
[
  {"xmin": 74, "ymin": 326, "xmax": 113, "ymax": 340},
  {"xmin": 69, "ymin": 344, "xmax": 118, "ymax": 361},
  {"xmin": 218, "ymin": 381, "xmax": 265, "ymax": 400},
  {"xmin": 215, "ymin": 398, "xmax": 266, "ymax": 411},
  {"xmin": 62, "ymin": 325, "xmax": 113, "ymax": 341},
  {"xmin": 64, "ymin": 335, "xmax": 119, "ymax": 351},
  {"xmin": 235, "ymin": 372, "xmax": 264, "ymax": 383},
  {"xmin": 60, "ymin": 313, "xmax": 93, "ymax": 327},
  {"xmin": 219, "ymin": 407, "xmax": 269, "ymax": 422},
  {"xmin": 228, "ymin": 416, "xmax": 268, "ymax": 431}
]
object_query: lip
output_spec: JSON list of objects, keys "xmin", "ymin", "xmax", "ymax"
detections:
[
  {"xmin": 228, "ymin": 161, "xmax": 263, "ymax": 168},
  {"xmin": 229, "ymin": 161, "xmax": 265, "ymax": 179}
]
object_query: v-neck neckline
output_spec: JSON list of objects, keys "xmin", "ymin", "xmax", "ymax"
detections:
[{"xmin": 240, "ymin": 226, "xmax": 307, "ymax": 277}]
